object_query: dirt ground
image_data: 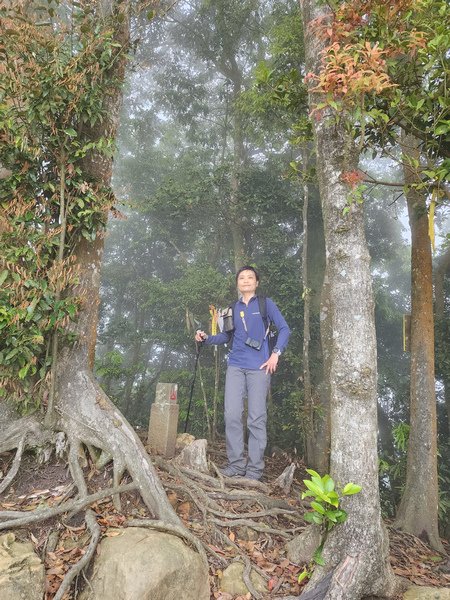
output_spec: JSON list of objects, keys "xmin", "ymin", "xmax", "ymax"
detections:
[{"xmin": 0, "ymin": 444, "xmax": 449, "ymax": 600}]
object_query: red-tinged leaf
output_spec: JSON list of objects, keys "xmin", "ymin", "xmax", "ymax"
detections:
[{"xmin": 268, "ymin": 576, "xmax": 278, "ymax": 591}]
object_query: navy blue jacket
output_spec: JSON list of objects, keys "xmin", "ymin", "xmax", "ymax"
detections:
[{"xmin": 204, "ymin": 295, "xmax": 290, "ymax": 370}]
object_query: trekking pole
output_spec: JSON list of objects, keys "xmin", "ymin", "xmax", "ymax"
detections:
[{"xmin": 184, "ymin": 337, "xmax": 203, "ymax": 433}]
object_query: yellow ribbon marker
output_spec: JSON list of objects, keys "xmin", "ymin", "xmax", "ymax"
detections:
[
  {"xmin": 209, "ymin": 305, "xmax": 218, "ymax": 335},
  {"xmin": 428, "ymin": 193, "xmax": 436, "ymax": 253}
]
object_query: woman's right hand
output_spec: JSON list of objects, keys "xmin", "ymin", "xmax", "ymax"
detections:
[{"xmin": 195, "ymin": 330, "xmax": 208, "ymax": 342}]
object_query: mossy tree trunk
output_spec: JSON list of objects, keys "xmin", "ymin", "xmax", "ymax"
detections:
[{"xmin": 299, "ymin": 0, "xmax": 399, "ymax": 596}]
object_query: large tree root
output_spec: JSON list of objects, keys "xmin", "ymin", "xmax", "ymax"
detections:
[
  {"xmin": 0, "ymin": 362, "xmax": 209, "ymax": 599},
  {"xmin": 55, "ymin": 360, "xmax": 181, "ymax": 525},
  {"xmin": 154, "ymin": 454, "xmax": 307, "ymax": 599},
  {"xmin": 0, "ymin": 483, "xmax": 136, "ymax": 530},
  {"xmin": 0, "ymin": 432, "xmax": 27, "ymax": 495}
]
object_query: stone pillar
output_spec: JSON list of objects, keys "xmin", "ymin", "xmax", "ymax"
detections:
[{"xmin": 147, "ymin": 383, "xmax": 179, "ymax": 458}]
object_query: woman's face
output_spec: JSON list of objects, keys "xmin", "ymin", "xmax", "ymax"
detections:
[{"xmin": 236, "ymin": 270, "xmax": 259, "ymax": 296}]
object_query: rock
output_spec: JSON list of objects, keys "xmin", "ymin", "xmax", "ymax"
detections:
[
  {"xmin": 404, "ymin": 587, "xmax": 450, "ymax": 600},
  {"xmin": 176, "ymin": 433, "xmax": 196, "ymax": 451},
  {"xmin": 236, "ymin": 526, "xmax": 259, "ymax": 541},
  {"xmin": 285, "ymin": 524, "xmax": 322, "ymax": 564},
  {"xmin": 273, "ymin": 463, "xmax": 296, "ymax": 495},
  {"xmin": 79, "ymin": 527, "xmax": 209, "ymax": 600},
  {"xmin": 219, "ymin": 562, "xmax": 267, "ymax": 596},
  {"xmin": 0, "ymin": 533, "xmax": 45, "ymax": 600},
  {"xmin": 174, "ymin": 438, "xmax": 209, "ymax": 473}
]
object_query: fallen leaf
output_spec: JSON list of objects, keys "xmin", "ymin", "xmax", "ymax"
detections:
[
  {"xmin": 177, "ymin": 501, "xmax": 191, "ymax": 519},
  {"xmin": 46, "ymin": 566, "xmax": 65, "ymax": 577},
  {"xmin": 268, "ymin": 576, "xmax": 278, "ymax": 591}
]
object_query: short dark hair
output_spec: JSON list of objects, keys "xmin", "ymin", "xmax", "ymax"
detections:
[{"xmin": 235, "ymin": 265, "xmax": 260, "ymax": 283}]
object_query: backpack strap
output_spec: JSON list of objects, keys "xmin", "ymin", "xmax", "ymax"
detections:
[
  {"xmin": 258, "ymin": 295, "xmax": 269, "ymax": 331},
  {"xmin": 227, "ymin": 301, "xmax": 238, "ymax": 350},
  {"xmin": 227, "ymin": 296, "xmax": 271, "ymax": 351},
  {"xmin": 259, "ymin": 295, "xmax": 277, "ymax": 353}
]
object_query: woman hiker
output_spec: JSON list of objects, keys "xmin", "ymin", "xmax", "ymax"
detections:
[{"xmin": 195, "ymin": 266, "xmax": 290, "ymax": 480}]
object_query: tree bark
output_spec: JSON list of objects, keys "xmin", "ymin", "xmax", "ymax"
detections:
[
  {"xmin": 48, "ymin": 0, "xmax": 181, "ymax": 526},
  {"xmin": 394, "ymin": 133, "xmax": 444, "ymax": 552},
  {"xmin": 302, "ymin": 149, "xmax": 314, "ymax": 465},
  {"xmin": 434, "ymin": 247, "xmax": 450, "ymax": 435},
  {"xmin": 300, "ymin": 0, "xmax": 399, "ymax": 596},
  {"xmin": 305, "ymin": 176, "xmax": 330, "ymax": 474}
]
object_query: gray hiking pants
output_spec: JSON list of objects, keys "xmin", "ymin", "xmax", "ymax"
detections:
[{"xmin": 224, "ymin": 366, "xmax": 271, "ymax": 477}]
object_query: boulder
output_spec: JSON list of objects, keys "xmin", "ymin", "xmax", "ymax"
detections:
[
  {"xmin": 404, "ymin": 587, "xmax": 450, "ymax": 600},
  {"xmin": 285, "ymin": 524, "xmax": 322, "ymax": 564},
  {"xmin": 80, "ymin": 527, "xmax": 209, "ymax": 600},
  {"xmin": 219, "ymin": 562, "xmax": 267, "ymax": 596},
  {"xmin": 174, "ymin": 438, "xmax": 209, "ymax": 473},
  {"xmin": 0, "ymin": 533, "xmax": 45, "ymax": 600}
]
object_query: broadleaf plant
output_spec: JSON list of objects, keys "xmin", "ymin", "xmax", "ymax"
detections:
[
  {"xmin": 298, "ymin": 469, "xmax": 362, "ymax": 583},
  {"xmin": 302, "ymin": 468, "xmax": 362, "ymax": 530}
]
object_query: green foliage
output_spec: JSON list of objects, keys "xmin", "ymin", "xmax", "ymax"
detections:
[
  {"xmin": 312, "ymin": 0, "xmax": 450, "ymax": 189},
  {"xmin": 302, "ymin": 469, "xmax": 362, "ymax": 531},
  {"xmin": 0, "ymin": 1, "xmax": 128, "ymax": 402},
  {"xmin": 239, "ymin": 3, "xmax": 310, "ymax": 149},
  {"xmin": 297, "ymin": 470, "xmax": 361, "ymax": 583},
  {"xmin": 392, "ymin": 422, "xmax": 410, "ymax": 453}
]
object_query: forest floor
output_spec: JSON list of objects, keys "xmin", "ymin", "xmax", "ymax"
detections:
[{"xmin": 0, "ymin": 442, "xmax": 449, "ymax": 600}]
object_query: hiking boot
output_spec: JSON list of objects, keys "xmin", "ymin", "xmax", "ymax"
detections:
[
  {"xmin": 244, "ymin": 471, "xmax": 262, "ymax": 481},
  {"xmin": 219, "ymin": 465, "xmax": 244, "ymax": 477}
]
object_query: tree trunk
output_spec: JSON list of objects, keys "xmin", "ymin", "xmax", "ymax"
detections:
[
  {"xmin": 49, "ymin": 0, "xmax": 181, "ymax": 526},
  {"xmin": 314, "ymin": 272, "xmax": 331, "ymax": 475},
  {"xmin": 305, "ymin": 172, "xmax": 330, "ymax": 474},
  {"xmin": 123, "ymin": 307, "xmax": 144, "ymax": 416},
  {"xmin": 302, "ymin": 149, "xmax": 314, "ymax": 465},
  {"xmin": 300, "ymin": 0, "xmax": 399, "ymax": 596},
  {"xmin": 434, "ymin": 247, "xmax": 450, "ymax": 435},
  {"xmin": 394, "ymin": 133, "xmax": 444, "ymax": 552}
]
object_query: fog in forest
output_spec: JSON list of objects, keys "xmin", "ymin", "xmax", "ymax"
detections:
[{"xmin": 95, "ymin": 0, "xmax": 450, "ymax": 521}]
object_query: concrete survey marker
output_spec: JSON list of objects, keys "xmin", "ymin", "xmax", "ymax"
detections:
[{"xmin": 147, "ymin": 383, "xmax": 179, "ymax": 458}]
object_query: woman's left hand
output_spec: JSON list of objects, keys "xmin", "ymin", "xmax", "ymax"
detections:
[{"xmin": 260, "ymin": 352, "xmax": 279, "ymax": 374}]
